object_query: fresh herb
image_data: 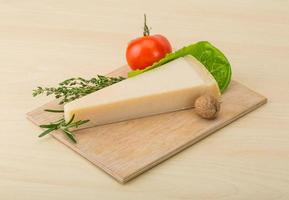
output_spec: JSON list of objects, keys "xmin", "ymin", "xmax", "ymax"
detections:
[
  {"xmin": 33, "ymin": 75, "xmax": 125, "ymax": 104},
  {"xmin": 33, "ymin": 75, "xmax": 124, "ymax": 143},
  {"xmin": 38, "ymin": 109, "xmax": 89, "ymax": 143},
  {"xmin": 128, "ymin": 41, "xmax": 232, "ymax": 93}
]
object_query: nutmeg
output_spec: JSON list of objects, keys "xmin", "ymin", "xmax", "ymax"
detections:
[{"xmin": 194, "ymin": 95, "xmax": 221, "ymax": 119}]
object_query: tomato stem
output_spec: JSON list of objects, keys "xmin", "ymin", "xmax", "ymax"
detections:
[{"xmin": 143, "ymin": 14, "xmax": 150, "ymax": 36}]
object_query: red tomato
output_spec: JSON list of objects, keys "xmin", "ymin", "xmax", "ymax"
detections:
[{"xmin": 126, "ymin": 34, "xmax": 172, "ymax": 70}]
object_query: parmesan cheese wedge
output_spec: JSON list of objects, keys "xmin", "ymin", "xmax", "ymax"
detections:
[{"xmin": 64, "ymin": 55, "xmax": 221, "ymax": 128}]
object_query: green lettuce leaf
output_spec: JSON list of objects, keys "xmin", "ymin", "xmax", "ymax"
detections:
[{"xmin": 128, "ymin": 41, "xmax": 232, "ymax": 93}]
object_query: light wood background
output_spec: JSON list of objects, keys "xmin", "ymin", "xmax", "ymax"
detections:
[{"xmin": 0, "ymin": 0, "xmax": 288, "ymax": 199}]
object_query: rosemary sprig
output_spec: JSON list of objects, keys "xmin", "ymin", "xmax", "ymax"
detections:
[
  {"xmin": 33, "ymin": 75, "xmax": 125, "ymax": 104},
  {"xmin": 33, "ymin": 75, "xmax": 121, "ymax": 143},
  {"xmin": 38, "ymin": 109, "xmax": 89, "ymax": 143}
]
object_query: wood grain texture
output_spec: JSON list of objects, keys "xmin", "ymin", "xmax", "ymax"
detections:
[
  {"xmin": 1, "ymin": 0, "xmax": 289, "ymax": 199},
  {"xmin": 27, "ymin": 65, "xmax": 266, "ymax": 183}
]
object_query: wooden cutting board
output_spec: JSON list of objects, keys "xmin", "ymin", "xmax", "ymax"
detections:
[{"xmin": 27, "ymin": 66, "xmax": 267, "ymax": 183}]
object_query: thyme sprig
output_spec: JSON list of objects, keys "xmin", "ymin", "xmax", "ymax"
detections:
[
  {"xmin": 33, "ymin": 75, "xmax": 124, "ymax": 143},
  {"xmin": 39, "ymin": 109, "xmax": 89, "ymax": 143},
  {"xmin": 33, "ymin": 75, "xmax": 125, "ymax": 104}
]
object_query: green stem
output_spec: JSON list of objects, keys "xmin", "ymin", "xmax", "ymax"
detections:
[
  {"xmin": 143, "ymin": 14, "xmax": 150, "ymax": 36},
  {"xmin": 44, "ymin": 109, "xmax": 64, "ymax": 113}
]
